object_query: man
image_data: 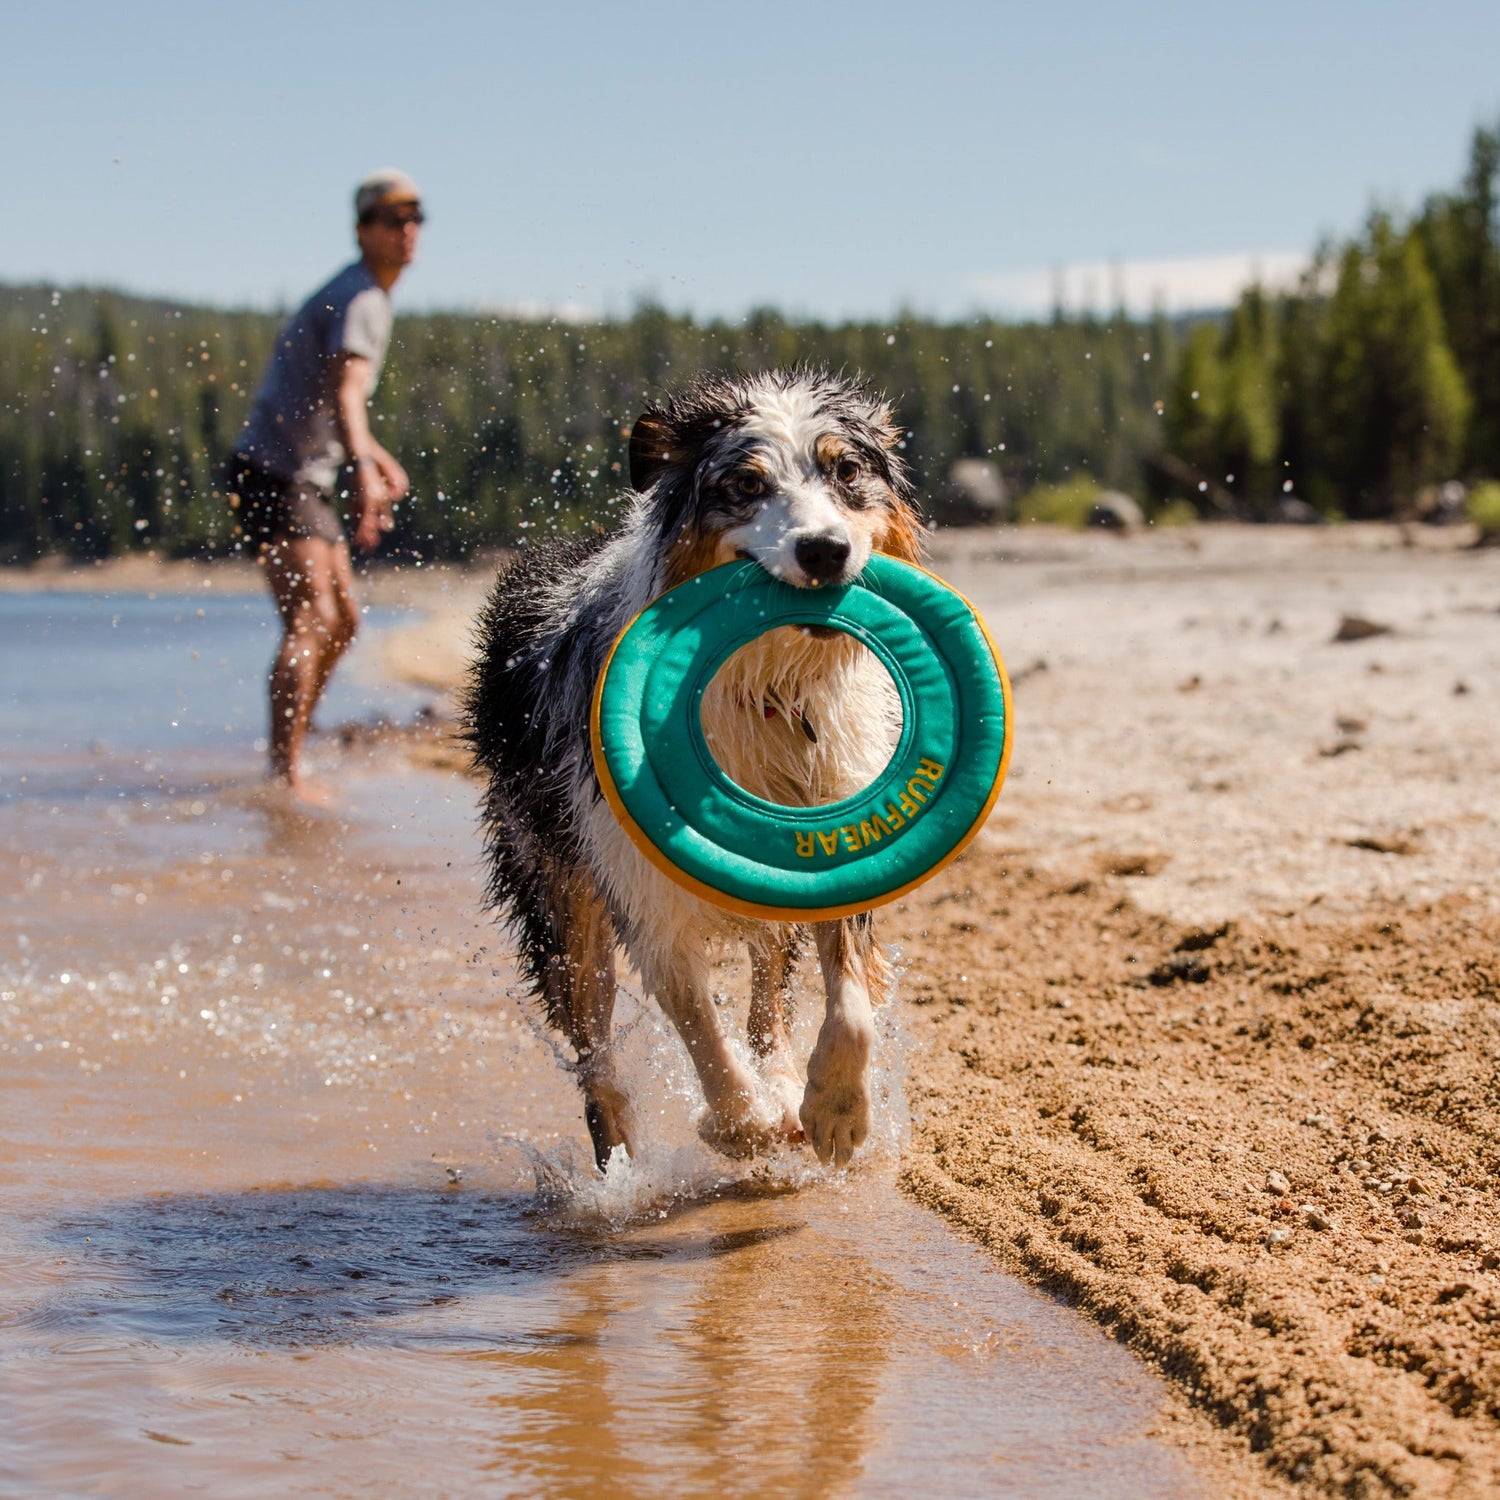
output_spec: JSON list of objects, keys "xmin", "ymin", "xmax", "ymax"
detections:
[{"xmin": 227, "ymin": 169, "xmax": 423, "ymax": 802}]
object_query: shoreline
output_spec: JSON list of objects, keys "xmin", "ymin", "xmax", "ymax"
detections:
[{"xmin": 13, "ymin": 523, "xmax": 1500, "ymax": 1495}]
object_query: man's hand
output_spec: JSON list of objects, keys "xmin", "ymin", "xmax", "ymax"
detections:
[
  {"xmin": 372, "ymin": 447, "xmax": 409, "ymax": 503},
  {"xmin": 351, "ymin": 460, "xmax": 394, "ymax": 554},
  {"xmin": 333, "ymin": 351, "xmax": 409, "ymax": 554}
]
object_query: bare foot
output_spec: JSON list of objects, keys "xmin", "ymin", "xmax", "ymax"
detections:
[{"xmin": 267, "ymin": 770, "xmax": 337, "ymax": 808}]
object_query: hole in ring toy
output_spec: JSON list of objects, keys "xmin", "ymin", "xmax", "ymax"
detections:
[{"xmin": 590, "ymin": 554, "xmax": 1013, "ymax": 922}]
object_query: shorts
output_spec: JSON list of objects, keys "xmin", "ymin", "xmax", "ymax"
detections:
[{"xmin": 225, "ymin": 457, "xmax": 346, "ymax": 550}]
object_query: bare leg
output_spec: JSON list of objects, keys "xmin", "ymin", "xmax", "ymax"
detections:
[
  {"xmin": 311, "ymin": 540, "xmax": 361, "ymax": 702},
  {"xmin": 748, "ymin": 934, "xmax": 805, "ymax": 1139},
  {"xmin": 262, "ymin": 536, "xmax": 359, "ymax": 800},
  {"xmin": 801, "ymin": 915, "xmax": 888, "ymax": 1167}
]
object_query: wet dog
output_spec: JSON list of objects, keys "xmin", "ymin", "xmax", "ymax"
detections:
[{"xmin": 465, "ymin": 369, "xmax": 924, "ymax": 1169}]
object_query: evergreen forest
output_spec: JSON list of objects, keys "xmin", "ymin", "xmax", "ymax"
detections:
[{"xmin": 2, "ymin": 122, "xmax": 1497, "ymax": 562}]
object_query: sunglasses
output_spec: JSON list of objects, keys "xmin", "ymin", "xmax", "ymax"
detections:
[{"xmin": 366, "ymin": 207, "xmax": 425, "ymax": 229}]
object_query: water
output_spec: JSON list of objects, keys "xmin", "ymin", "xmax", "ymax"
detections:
[
  {"xmin": 0, "ymin": 587, "xmax": 1202, "ymax": 1497},
  {"xmin": 0, "ymin": 589, "xmax": 427, "ymax": 758}
]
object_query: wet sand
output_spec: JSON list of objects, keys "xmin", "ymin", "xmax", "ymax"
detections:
[{"xmin": 377, "ymin": 521, "xmax": 1500, "ymax": 1497}]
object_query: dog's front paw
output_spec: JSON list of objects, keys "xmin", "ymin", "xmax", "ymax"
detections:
[
  {"xmin": 698, "ymin": 1091, "xmax": 800, "ymax": 1159},
  {"xmin": 799, "ymin": 1018, "xmax": 872, "ymax": 1167},
  {"xmin": 764, "ymin": 1064, "xmax": 808, "ymax": 1143}
]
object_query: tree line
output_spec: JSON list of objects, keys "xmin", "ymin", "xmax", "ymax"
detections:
[
  {"xmin": 0, "ymin": 287, "xmax": 1170, "ymax": 560},
  {"xmin": 1161, "ymin": 122, "xmax": 1499, "ymax": 519},
  {"xmin": 2, "ymin": 121, "xmax": 1496, "ymax": 561}
]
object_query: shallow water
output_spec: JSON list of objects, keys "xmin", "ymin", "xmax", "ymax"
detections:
[{"xmin": 0, "ymin": 590, "xmax": 1202, "ymax": 1497}]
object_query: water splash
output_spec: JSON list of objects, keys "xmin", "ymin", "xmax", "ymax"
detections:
[{"xmin": 508, "ymin": 964, "xmax": 912, "ymax": 1230}]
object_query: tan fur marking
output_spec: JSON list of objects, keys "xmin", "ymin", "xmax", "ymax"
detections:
[
  {"xmin": 815, "ymin": 434, "xmax": 851, "ymax": 469},
  {"xmin": 663, "ymin": 527, "xmax": 733, "ymax": 589},
  {"xmin": 877, "ymin": 499, "xmax": 925, "ymax": 563},
  {"xmin": 748, "ymin": 940, "xmax": 797, "ymax": 1057}
]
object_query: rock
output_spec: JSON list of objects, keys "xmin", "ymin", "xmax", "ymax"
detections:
[
  {"xmin": 1087, "ymin": 491, "xmax": 1145, "ymax": 531},
  {"xmin": 1100, "ymin": 850, "xmax": 1169, "ymax": 878},
  {"xmin": 1411, "ymin": 480, "xmax": 1468, "ymax": 525},
  {"xmin": 1301, "ymin": 1204, "xmax": 1334, "ymax": 1231},
  {"xmin": 1275, "ymin": 495, "xmax": 1325, "ymax": 524},
  {"xmin": 1332, "ymin": 615, "xmax": 1393, "ymax": 643},
  {"xmin": 1149, "ymin": 954, "xmax": 1210, "ymax": 986},
  {"xmin": 929, "ymin": 459, "xmax": 1009, "ymax": 527},
  {"xmin": 1266, "ymin": 1169, "xmax": 1291, "ymax": 1194},
  {"xmin": 1174, "ymin": 923, "xmax": 1231, "ymax": 953}
]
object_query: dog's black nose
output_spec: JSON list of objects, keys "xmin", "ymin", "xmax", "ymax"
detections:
[{"xmin": 795, "ymin": 533, "xmax": 851, "ymax": 583}]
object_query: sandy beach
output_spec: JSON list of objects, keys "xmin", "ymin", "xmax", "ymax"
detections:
[{"xmin": 8, "ymin": 520, "xmax": 1500, "ymax": 1496}]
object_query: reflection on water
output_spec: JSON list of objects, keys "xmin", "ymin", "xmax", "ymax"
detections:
[
  {"xmin": 6, "ymin": 1174, "xmax": 1196, "ymax": 1499},
  {"xmin": 0, "ymin": 592, "xmax": 1202, "ymax": 1497}
]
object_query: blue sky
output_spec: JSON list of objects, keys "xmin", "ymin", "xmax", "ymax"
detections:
[{"xmin": 5, "ymin": 1, "xmax": 1499, "ymax": 321}]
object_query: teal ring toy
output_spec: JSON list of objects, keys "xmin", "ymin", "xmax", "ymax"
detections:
[{"xmin": 590, "ymin": 554, "xmax": 1013, "ymax": 921}]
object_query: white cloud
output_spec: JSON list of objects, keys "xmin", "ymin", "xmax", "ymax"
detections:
[
  {"xmin": 474, "ymin": 297, "xmax": 599, "ymax": 324},
  {"xmin": 965, "ymin": 251, "xmax": 1311, "ymax": 318}
]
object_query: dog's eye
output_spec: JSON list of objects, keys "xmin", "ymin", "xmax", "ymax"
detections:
[
  {"xmin": 835, "ymin": 457, "xmax": 862, "ymax": 485},
  {"xmin": 734, "ymin": 472, "xmax": 767, "ymax": 498}
]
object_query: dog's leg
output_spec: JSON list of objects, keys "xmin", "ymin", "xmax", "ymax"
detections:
[
  {"xmin": 539, "ymin": 876, "xmax": 633, "ymax": 1171},
  {"xmin": 748, "ymin": 933, "xmax": 805, "ymax": 1140},
  {"xmin": 646, "ymin": 952, "xmax": 791, "ymax": 1158},
  {"xmin": 801, "ymin": 914, "xmax": 888, "ymax": 1166}
]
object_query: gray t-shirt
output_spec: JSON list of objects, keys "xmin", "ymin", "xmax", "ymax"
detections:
[{"xmin": 236, "ymin": 261, "xmax": 393, "ymax": 490}]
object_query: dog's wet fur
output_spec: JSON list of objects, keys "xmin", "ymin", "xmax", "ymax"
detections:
[{"xmin": 465, "ymin": 369, "xmax": 924, "ymax": 1169}]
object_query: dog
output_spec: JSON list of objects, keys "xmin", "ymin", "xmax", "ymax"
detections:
[{"xmin": 464, "ymin": 368, "xmax": 925, "ymax": 1170}]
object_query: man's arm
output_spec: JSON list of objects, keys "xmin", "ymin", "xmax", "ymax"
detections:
[{"xmin": 332, "ymin": 353, "xmax": 410, "ymax": 553}]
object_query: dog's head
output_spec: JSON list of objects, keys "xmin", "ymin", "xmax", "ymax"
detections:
[{"xmin": 628, "ymin": 368, "xmax": 923, "ymax": 590}]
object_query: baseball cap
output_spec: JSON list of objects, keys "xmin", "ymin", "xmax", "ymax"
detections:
[{"xmin": 355, "ymin": 169, "xmax": 422, "ymax": 219}]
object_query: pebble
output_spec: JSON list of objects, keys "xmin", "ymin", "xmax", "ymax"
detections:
[
  {"xmin": 1301, "ymin": 1204, "xmax": 1334, "ymax": 1232},
  {"xmin": 1333, "ymin": 614, "xmax": 1393, "ymax": 643},
  {"xmin": 1266, "ymin": 1227, "xmax": 1293, "ymax": 1247},
  {"xmin": 1266, "ymin": 1169, "xmax": 1291, "ymax": 1194}
]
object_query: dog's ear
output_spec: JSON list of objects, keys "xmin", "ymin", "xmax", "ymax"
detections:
[
  {"xmin": 862, "ymin": 398, "xmax": 906, "ymax": 459},
  {"xmin": 629, "ymin": 403, "xmax": 728, "ymax": 495},
  {"xmin": 856, "ymin": 396, "xmax": 916, "ymax": 503},
  {"xmin": 628, "ymin": 408, "xmax": 677, "ymax": 494}
]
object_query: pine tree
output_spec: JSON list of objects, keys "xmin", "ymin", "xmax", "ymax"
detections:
[
  {"xmin": 1417, "ymin": 122, "xmax": 1500, "ymax": 477},
  {"xmin": 1315, "ymin": 216, "xmax": 1468, "ymax": 515}
]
